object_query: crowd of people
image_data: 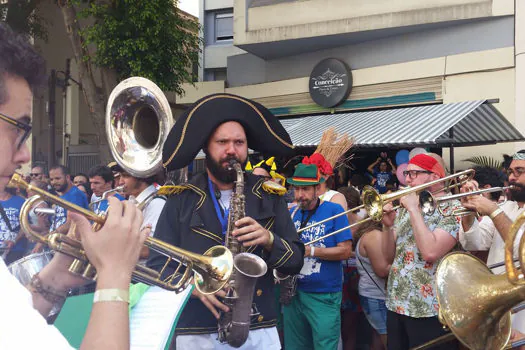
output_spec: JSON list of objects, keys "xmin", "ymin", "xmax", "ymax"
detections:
[
  {"xmin": 0, "ymin": 162, "xmax": 166, "ymax": 266},
  {"xmin": 2, "ymin": 20, "xmax": 525, "ymax": 350}
]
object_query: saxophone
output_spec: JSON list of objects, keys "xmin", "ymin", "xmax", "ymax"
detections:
[{"xmin": 217, "ymin": 160, "xmax": 268, "ymax": 347}]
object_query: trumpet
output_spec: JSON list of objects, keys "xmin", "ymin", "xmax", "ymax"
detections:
[
  {"xmin": 13, "ymin": 174, "xmax": 233, "ymax": 294},
  {"xmin": 10, "ymin": 77, "xmax": 236, "ymax": 295},
  {"xmin": 419, "ymin": 186, "xmax": 513, "ymax": 217}
]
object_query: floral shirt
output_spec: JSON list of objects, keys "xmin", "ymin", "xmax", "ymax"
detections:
[{"xmin": 386, "ymin": 199, "xmax": 461, "ymax": 318}]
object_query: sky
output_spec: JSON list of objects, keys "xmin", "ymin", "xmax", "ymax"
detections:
[{"xmin": 178, "ymin": 0, "xmax": 199, "ymax": 16}]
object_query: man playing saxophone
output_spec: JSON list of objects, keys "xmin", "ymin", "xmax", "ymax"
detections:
[{"xmin": 148, "ymin": 94, "xmax": 304, "ymax": 349}]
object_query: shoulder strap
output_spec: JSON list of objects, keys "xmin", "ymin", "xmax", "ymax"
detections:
[
  {"xmin": 356, "ymin": 245, "xmax": 386, "ymax": 296},
  {"xmin": 0, "ymin": 202, "xmax": 14, "ymax": 232}
]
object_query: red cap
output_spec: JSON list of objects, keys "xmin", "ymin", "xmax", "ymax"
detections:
[{"xmin": 409, "ymin": 154, "xmax": 445, "ymax": 178}]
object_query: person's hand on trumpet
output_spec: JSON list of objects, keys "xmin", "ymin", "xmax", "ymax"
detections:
[
  {"xmin": 459, "ymin": 180, "xmax": 499, "ymax": 217},
  {"xmin": 37, "ymin": 197, "xmax": 150, "ymax": 297}
]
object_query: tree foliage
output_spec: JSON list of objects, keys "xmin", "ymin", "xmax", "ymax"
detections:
[
  {"xmin": 1, "ymin": 0, "xmax": 49, "ymax": 41},
  {"xmin": 463, "ymin": 156, "xmax": 503, "ymax": 170},
  {"xmin": 78, "ymin": 0, "xmax": 201, "ymax": 93}
]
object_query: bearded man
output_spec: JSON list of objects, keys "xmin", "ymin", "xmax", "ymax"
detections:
[{"xmin": 148, "ymin": 94, "xmax": 304, "ymax": 350}]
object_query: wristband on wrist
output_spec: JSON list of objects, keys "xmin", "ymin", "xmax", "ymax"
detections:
[
  {"xmin": 310, "ymin": 246, "xmax": 316, "ymax": 257},
  {"xmin": 93, "ymin": 288, "xmax": 129, "ymax": 304},
  {"xmin": 30, "ymin": 273, "xmax": 68, "ymax": 304},
  {"xmin": 489, "ymin": 208, "xmax": 504, "ymax": 220}
]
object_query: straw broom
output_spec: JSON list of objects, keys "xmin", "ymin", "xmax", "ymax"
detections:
[{"xmin": 313, "ymin": 127, "xmax": 355, "ymax": 169}]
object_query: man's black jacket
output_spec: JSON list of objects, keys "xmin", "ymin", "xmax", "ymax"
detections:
[{"xmin": 148, "ymin": 172, "xmax": 304, "ymax": 335}]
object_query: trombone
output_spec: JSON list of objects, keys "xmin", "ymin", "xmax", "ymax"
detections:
[
  {"xmin": 13, "ymin": 174, "xmax": 233, "ymax": 294},
  {"xmin": 419, "ymin": 186, "xmax": 514, "ymax": 217},
  {"xmin": 301, "ymin": 169, "xmax": 474, "ymax": 245}
]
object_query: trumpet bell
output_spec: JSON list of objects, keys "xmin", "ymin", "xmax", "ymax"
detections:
[
  {"xmin": 436, "ymin": 252, "xmax": 518, "ymax": 350},
  {"xmin": 194, "ymin": 246, "xmax": 234, "ymax": 294},
  {"xmin": 106, "ymin": 77, "xmax": 174, "ymax": 178}
]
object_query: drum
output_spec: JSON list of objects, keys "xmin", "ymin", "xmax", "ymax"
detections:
[
  {"xmin": 8, "ymin": 251, "xmax": 54, "ymax": 285},
  {"xmin": 8, "ymin": 252, "xmax": 61, "ymax": 322}
]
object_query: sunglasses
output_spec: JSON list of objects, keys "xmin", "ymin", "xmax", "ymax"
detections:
[
  {"xmin": 0, "ymin": 112, "xmax": 32, "ymax": 150},
  {"xmin": 30, "ymin": 173, "xmax": 42, "ymax": 177}
]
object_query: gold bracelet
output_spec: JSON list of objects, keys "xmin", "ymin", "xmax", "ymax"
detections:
[
  {"xmin": 489, "ymin": 208, "xmax": 504, "ymax": 220},
  {"xmin": 93, "ymin": 289, "xmax": 129, "ymax": 303}
]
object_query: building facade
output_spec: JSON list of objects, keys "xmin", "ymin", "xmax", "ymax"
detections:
[{"xmin": 186, "ymin": 0, "xmax": 525, "ymax": 171}]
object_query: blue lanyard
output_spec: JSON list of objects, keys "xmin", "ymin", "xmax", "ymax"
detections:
[{"xmin": 208, "ymin": 177, "xmax": 229, "ymax": 236}]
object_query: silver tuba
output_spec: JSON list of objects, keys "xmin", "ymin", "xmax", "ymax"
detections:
[{"xmin": 217, "ymin": 161, "xmax": 268, "ymax": 347}]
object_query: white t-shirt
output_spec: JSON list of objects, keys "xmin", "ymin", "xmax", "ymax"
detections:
[
  {"xmin": 0, "ymin": 258, "xmax": 73, "ymax": 349},
  {"xmin": 459, "ymin": 200, "xmax": 525, "ymax": 332}
]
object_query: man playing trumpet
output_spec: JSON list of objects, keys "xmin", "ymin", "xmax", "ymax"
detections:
[
  {"xmin": 0, "ymin": 22, "xmax": 148, "ymax": 348},
  {"xmin": 459, "ymin": 151, "xmax": 525, "ymax": 338}
]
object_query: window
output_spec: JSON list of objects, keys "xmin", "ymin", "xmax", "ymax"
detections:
[{"xmin": 215, "ymin": 12, "xmax": 233, "ymax": 42}]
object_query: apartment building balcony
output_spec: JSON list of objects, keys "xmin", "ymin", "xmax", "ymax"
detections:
[{"xmin": 234, "ymin": 0, "xmax": 513, "ymax": 59}]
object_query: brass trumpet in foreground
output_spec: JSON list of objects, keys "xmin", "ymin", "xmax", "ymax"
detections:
[{"xmin": 13, "ymin": 176, "xmax": 233, "ymax": 295}]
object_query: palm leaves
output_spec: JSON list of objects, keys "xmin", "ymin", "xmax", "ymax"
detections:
[{"xmin": 463, "ymin": 156, "xmax": 503, "ymax": 170}]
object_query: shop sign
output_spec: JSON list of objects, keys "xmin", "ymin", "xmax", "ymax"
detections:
[{"xmin": 309, "ymin": 58, "xmax": 352, "ymax": 108}]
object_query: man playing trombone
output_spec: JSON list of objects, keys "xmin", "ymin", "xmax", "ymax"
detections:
[
  {"xmin": 0, "ymin": 22, "xmax": 148, "ymax": 348},
  {"xmin": 459, "ymin": 151, "xmax": 525, "ymax": 337},
  {"xmin": 381, "ymin": 153, "xmax": 461, "ymax": 349}
]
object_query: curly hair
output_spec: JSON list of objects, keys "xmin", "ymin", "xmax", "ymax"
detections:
[{"xmin": 0, "ymin": 23, "xmax": 46, "ymax": 104}]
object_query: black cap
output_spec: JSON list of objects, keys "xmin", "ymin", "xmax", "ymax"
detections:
[{"xmin": 162, "ymin": 93, "xmax": 294, "ymax": 170}]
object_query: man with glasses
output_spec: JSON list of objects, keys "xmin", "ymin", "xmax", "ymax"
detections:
[
  {"xmin": 381, "ymin": 153, "xmax": 461, "ymax": 349},
  {"xmin": 0, "ymin": 22, "xmax": 147, "ymax": 348},
  {"xmin": 30, "ymin": 166, "xmax": 45, "ymax": 181},
  {"xmin": 459, "ymin": 151, "xmax": 525, "ymax": 337}
]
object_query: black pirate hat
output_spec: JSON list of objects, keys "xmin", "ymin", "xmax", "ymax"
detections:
[{"xmin": 162, "ymin": 93, "xmax": 294, "ymax": 170}]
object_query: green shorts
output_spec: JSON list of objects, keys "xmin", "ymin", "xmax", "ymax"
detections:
[{"xmin": 283, "ymin": 290, "xmax": 342, "ymax": 350}]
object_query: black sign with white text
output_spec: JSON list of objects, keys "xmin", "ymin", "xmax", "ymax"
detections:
[{"xmin": 309, "ymin": 58, "xmax": 352, "ymax": 108}]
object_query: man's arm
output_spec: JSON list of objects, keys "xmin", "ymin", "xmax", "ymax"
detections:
[
  {"xmin": 305, "ymin": 240, "xmax": 351, "ymax": 261},
  {"xmin": 367, "ymin": 158, "xmax": 380, "ymax": 174},
  {"xmin": 31, "ymin": 199, "xmax": 147, "ymax": 349},
  {"xmin": 462, "ymin": 195, "xmax": 514, "ymax": 243},
  {"xmin": 239, "ymin": 195, "xmax": 304, "ymax": 276},
  {"xmin": 402, "ymin": 192, "xmax": 457, "ymax": 262}
]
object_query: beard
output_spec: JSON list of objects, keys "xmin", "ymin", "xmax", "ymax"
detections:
[
  {"xmin": 510, "ymin": 183, "xmax": 525, "ymax": 202},
  {"xmin": 205, "ymin": 153, "xmax": 246, "ymax": 184},
  {"xmin": 54, "ymin": 182, "xmax": 68, "ymax": 193}
]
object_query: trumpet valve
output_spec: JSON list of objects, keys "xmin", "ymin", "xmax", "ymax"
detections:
[
  {"xmin": 69, "ymin": 259, "xmax": 88, "ymax": 275},
  {"xmin": 82, "ymin": 264, "xmax": 97, "ymax": 280}
]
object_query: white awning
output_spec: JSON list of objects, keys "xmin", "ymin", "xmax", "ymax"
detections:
[{"xmin": 280, "ymin": 100, "xmax": 524, "ymax": 148}]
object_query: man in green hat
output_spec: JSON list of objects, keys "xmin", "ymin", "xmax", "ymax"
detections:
[{"xmin": 283, "ymin": 163, "xmax": 352, "ymax": 350}]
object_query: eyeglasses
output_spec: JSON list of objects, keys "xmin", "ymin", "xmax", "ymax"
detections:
[
  {"xmin": 507, "ymin": 167, "xmax": 525, "ymax": 178},
  {"xmin": 30, "ymin": 173, "xmax": 42, "ymax": 177},
  {"xmin": 402, "ymin": 170, "xmax": 433, "ymax": 179},
  {"xmin": 0, "ymin": 112, "xmax": 32, "ymax": 150}
]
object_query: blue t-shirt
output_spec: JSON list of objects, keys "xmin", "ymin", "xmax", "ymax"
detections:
[
  {"xmin": 290, "ymin": 201, "xmax": 352, "ymax": 293},
  {"xmin": 50, "ymin": 186, "xmax": 89, "ymax": 232},
  {"xmin": 0, "ymin": 196, "xmax": 26, "ymax": 252},
  {"xmin": 373, "ymin": 170, "xmax": 392, "ymax": 194},
  {"xmin": 93, "ymin": 193, "xmax": 125, "ymax": 215}
]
